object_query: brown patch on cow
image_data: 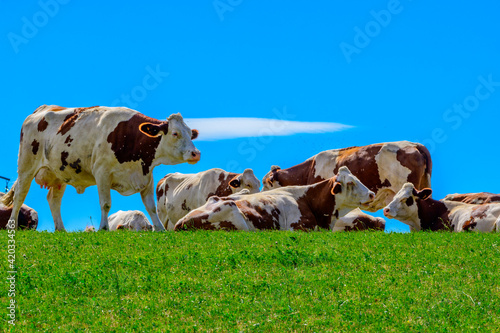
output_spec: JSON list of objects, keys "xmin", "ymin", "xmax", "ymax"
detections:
[
  {"xmin": 107, "ymin": 113, "xmax": 169, "ymax": 176},
  {"xmin": 205, "ymin": 172, "xmax": 239, "ymax": 201},
  {"xmin": 38, "ymin": 117, "xmax": 48, "ymax": 132},
  {"xmin": 334, "ymin": 145, "xmax": 390, "ymax": 193},
  {"xmin": 60, "ymin": 151, "xmax": 69, "ymax": 171},
  {"xmin": 181, "ymin": 199, "xmax": 190, "ymax": 212},
  {"xmin": 292, "ymin": 178, "xmax": 337, "ymax": 230},
  {"xmin": 57, "ymin": 106, "xmax": 98, "ymax": 136},
  {"xmin": 31, "ymin": 139, "xmax": 39, "ymax": 155},
  {"xmin": 64, "ymin": 135, "xmax": 73, "ymax": 147},
  {"xmin": 344, "ymin": 216, "xmax": 385, "ymax": 231},
  {"xmin": 175, "ymin": 212, "xmax": 215, "ymax": 231},
  {"xmin": 48, "ymin": 105, "xmax": 67, "ymax": 111},
  {"xmin": 69, "ymin": 158, "xmax": 82, "ymax": 174},
  {"xmin": 463, "ymin": 205, "xmax": 489, "ymax": 231},
  {"xmin": 396, "ymin": 144, "xmax": 430, "ymax": 190},
  {"xmin": 156, "ymin": 176, "xmax": 169, "ymax": 199},
  {"xmin": 416, "ymin": 198, "xmax": 452, "ymax": 231},
  {"xmin": 218, "ymin": 221, "xmax": 237, "ymax": 230},
  {"xmin": 235, "ymin": 200, "xmax": 281, "ymax": 230}
]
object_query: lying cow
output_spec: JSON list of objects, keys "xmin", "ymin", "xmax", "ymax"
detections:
[
  {"xmin": 1, "ymin": 105, "xmax": 200, "ymax": 231},
  {"xmin": 442, "ymin": 192, "xmax": 500, "ymax": 205},
  {"xmin": 156, "ymin": 168, "xmax": 260, "ymax": 230},
  {"xmin": 262, "ymin": 141, "xmax": 432, "ymax": 212},
  {"xmin": 108, "ymin": 210, "xmax": 152, "ymax": 231},
  {"xmin": 331, "ymin": 208, "xmax": 385, "ymax": 232},
  {"xmin": 174, "ymin": 166, "xmax": 375, "ymax": 231},
  {"xmin": 383, "ymin": 183, "xmax": 500, "ymax": 232},
  {"xmin": 0, "ymin": 192, "xmax": 38, "ymax": 229}
]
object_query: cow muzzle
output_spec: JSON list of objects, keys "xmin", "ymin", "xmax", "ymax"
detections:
[
  {"xmin": 186, "ymin": 150, "xmax": 201, "ymax": 164},
  {"xmin": 383, "ymin": 207, "xmax": 394, "ymax": 218}
]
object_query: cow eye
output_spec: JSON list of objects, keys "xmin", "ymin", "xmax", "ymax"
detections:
[
  {"xmin": 405, "ymin": 197, "xmax": 414, "ymax": 206},
  {"xmin": 172, "ymin": 132, "xmax": 178, "ymax": 137}
]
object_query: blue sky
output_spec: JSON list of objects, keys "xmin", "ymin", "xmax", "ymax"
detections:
[{"xmin": 1, "ymin": 0, "xmax": 499, "ymax": 232}]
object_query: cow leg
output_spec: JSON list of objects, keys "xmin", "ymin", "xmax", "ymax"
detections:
[
  {"xmin": 7, "ymin": 173, "xmax": 36, "ymax": 229},
  {"xmin": 140, "ymin": 184, "xmax": 165, "ymax": 232},
  {"xmin": 96, "ymin": 182, "xmax": 112, "ymax": 231},
  {"xmin": 47, "ymin": 184, "xmax": 67, "ymax": 231}
]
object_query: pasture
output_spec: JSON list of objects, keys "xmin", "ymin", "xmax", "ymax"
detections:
[{"xmin": 2, "ymin": 230, "xmax": 499, "ymax": 331}]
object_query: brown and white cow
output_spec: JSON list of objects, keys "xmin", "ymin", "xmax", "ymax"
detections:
[
  {"xmin": 331, "ymin": 208, "xmax": 385, "ymax": 232},
  {"xmin": 442, "ymin": 192, "xmax": 500, "ymax": 205},
  {"xmin": 1, "ymin": 105, "xmax": 200, "ymax": 231},
  {"xmin": 174, "ymin": 166, "xmax": 375, "ymax": 231},
  {"xmin": 262, "ymin": 141, "xmax": 432, "ymax": 212},
  {"xmin": 108, "ymin": 210, "xmax": 153, "ymax": 231},
  {"xmin": 0, "ymin": 192, "xmax": 38, "ymax": 230},
  {"xmin": 156, "ymin": 168, "xmax": 260, "ymax": 230},
  {"xmin": 383, "ymin": 183, "xmax": 500, "ymax": 232}
]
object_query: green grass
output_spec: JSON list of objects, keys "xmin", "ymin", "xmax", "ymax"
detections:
[{"xmin": 1, "ymin": 230, "xmax": 499, "ymax": 332}]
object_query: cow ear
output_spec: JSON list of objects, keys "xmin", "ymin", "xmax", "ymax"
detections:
[
  {"xmin": 415, "ymin": 188, "xmax": 432, "ymax": 200},
  {"xmin": 331, "ymin": 182, "xmax": 342, "ymax": 195},
  {"xmin": 116, "ymin": 224, "xmax": 125, "ymax": 230},
  {"xmin": 229, "ymin": 177, "xmax": 241, "ymax": 188},
  {"xmin": 139, "ymin": 122, "xmax": 162, "ymax": 137},
  {"xmin": 191, "ymin": 129, "xmax": 199, "ymax": 140}
]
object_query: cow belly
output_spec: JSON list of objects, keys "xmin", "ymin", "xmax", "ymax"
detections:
[{"xmin": 35, "ymin": 167, "xmax": 95, "ymax": 193}]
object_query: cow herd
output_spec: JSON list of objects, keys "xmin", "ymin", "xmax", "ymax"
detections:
[{"xmin": 1, "ymin": 106, "xmax": 499, "ymax": 233}]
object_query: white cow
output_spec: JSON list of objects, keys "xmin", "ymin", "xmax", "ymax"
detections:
[
  {"xmin": 1, "ymin": 105, "xmax": 200, "ymax": 231},
  {"xmin": 331, "ymin": 208, "xmax": 385, "ymax": 232},
  {"xmin": 156, "ymin": 168, "xmax": 260, "ymax": 229},
  {"xmin": 108, "ymin": 210, "xmax": 152, "ymax": 231}
]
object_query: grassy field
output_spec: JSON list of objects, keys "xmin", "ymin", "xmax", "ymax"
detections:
[{"xmin": 1, "ymin": 230, "xmax": 499, "ymax": 332}]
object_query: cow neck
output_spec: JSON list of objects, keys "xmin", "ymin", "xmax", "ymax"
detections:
[
  {"xmin": 417, "ymin": 197, "xmax": 452, "ymax": 231},
  {"xmin": 302, "ymin": 178, "xmax": 337, "ymax": 229},
  {"xmin": 204, "ymin": 172, "xmax": 238, "ymax": 201},
  {"xmin": 279, "ymin": 159, "xmax": 315, "ymax": 186}
]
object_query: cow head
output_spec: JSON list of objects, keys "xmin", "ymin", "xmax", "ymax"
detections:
[
  {"xmin": 332, "ymin": 166, "xmax": 375, "ymax": 209},
  {"xmin": 262, "ymin": 165, "xmax": 281, "ymax": 191},
  {"xmin": 228, "ymin": 169, "xmax": 261, "ymax": 194},
  {"xmin": 383, "ymin": 183, "xmax": 432, "ymax": 231},
  {"xmin": 155, "ymin": 113, "xmax": 201, "ymax": 165}
]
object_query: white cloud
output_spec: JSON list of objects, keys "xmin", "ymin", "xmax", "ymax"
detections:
[{"xmin": 183, "ymin": 117, "xmax": 353, "ymax": 141}]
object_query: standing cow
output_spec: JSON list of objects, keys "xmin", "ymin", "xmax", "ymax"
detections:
[
  {"xmin": 174, "ymin": 166, "xmax": 375, "ymax": 231},
  {"xmin": 156, "ymin": 168, "xmax": 260, "ymax": 230},
  {"xmin": 0, "ymin": 192, "xmax": 38, "ymax": 230},
  {"xmin": 262, "ymin": 141, "xmax": 431, "ymax": 212},
  {"xmin": 383, "ymin": 183, "xmax": 500, "ymax": 232},
  {"xmin": 1, "ymin": 105, "xmax": 200, "ymax": 231}
]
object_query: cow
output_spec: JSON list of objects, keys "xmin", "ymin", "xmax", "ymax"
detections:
[
  {"xmin": 442, "ymin": 192, "xmax": 500, "ymax": 205},
  {"xmin": 174, "ymin": 166, "xmax": 375, "ymax": 231},
  {"xmin": 108, "ymin": 210, "xmax": 153, "ymax": 231},
  {"xmin": 0, "ymin": 192, "xmax": 38, "ymax": 230},
  {"xmin": 383, "ymin": 183, "xmax": 500, "ymax": 232},
  {"xmin": 156, "ymin": 168, "xmax": 260, "ymax": 230},
  {"xmin": 331, "ymin": 208, "xmax": 385, "ymax": 232},
  {"xmin": 262, "ymin": 141, "xmax": 432, "ymax": 212},
  {"xmin": 1, "ymin": 105, "xmax": 200, "ymax": 231}
]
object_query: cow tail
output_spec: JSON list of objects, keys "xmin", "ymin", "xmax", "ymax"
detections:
[
  {"xmin": 1, "ymin": 180, "xmax": 16, "ymax": 207},
  {"xmin": 416, "ymin": 144, "xmax": 432, "ymax": 188}
]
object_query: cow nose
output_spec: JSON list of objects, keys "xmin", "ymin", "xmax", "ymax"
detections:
[
  {"xmin": 187, "ymin": 150, "xmax": 201, "ymax": 164},
  {"xmin": 369, "ymin": 192, "xmax": 375, "ymax": 200},
  {"xmin": 383, "ymin": 208, "xmax": 390, "ymax": 216}
]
